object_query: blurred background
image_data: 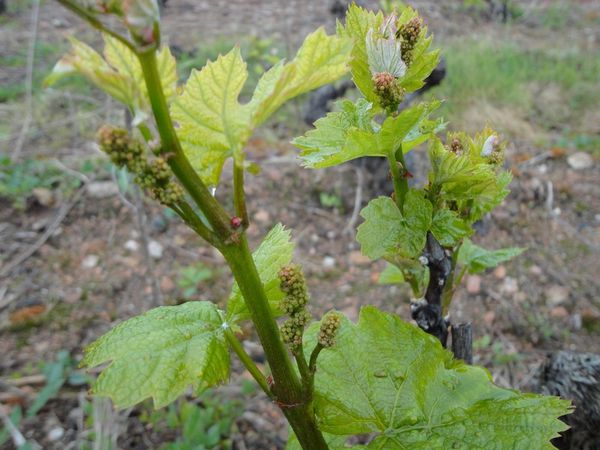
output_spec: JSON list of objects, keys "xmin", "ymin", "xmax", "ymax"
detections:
[{"xmin": 0, "ymin": 1, "xmax": 599, "ymax": 448}]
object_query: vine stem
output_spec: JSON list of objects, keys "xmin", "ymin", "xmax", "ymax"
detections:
[
  {"xmin": 136, "ymin": 37, "xmax": 327, "ymax": 450},
  {"xmin": 55, "ymin": 0, "xmax": 137, "ymax": 52},
  {"xmin": 388, "ymin": 143, "xmax": 408, "ymax": 212},
  {"xmin": 224, "ymin": 328, "xmax": 273, "ymax": 399},
  {"xmin": 136, "ymin": 49, "xmax": 234, "ymax": 241},
  {"xmin": 221, "ymin": 238, "xmax": 328, "ymax": 449},
  {"xmin": 141, "ymin": 47, "xmax": 328, "ymax": 449},
  {"xmin": 233, "ymin": 164, "xmax": 248, "ymax": 226},
  {"xmin": 53, "ymin": 5, "xmax": 329, "ymax": 446}
]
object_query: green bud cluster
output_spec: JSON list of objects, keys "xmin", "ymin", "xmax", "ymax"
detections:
[
  {"xmin": 397, "ymin": 17, "xmax": 421, "ymax": 65},
  {"xmin": 318, "ymin": 312, "xmax": 341, "ymax": 348},
  {"xmin": 278, "ymin": 264, "xmax": 312, "ymax": 352},
  {"xmin": 449, "ymin": 137, "xmax": 464, "ymax": 155},
  {"xmin": 97, "ymin": 126, "xmax": 183, "ymax": 206},
  {"xmin": 279, "ymin": 264, "xmax": 310, "ymax": 315},
  {"xmin": 98, "ymin": 125, "xmax": 144, "ymax": 172},
  {"xmin": 372, "ymin": 71, "xmax": 404, "ymax": 113}
]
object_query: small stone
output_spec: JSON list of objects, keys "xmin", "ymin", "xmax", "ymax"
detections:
[
  {"xmin": 341, "ymin": 305, "xmax": 358, "ymax": 322},
  {"xmin": 501, "ymin": 277, "xmax": 518, "ymax": 295},
  {"xmin": 322, "ymin": 256, "xmax": 336, "ymax": 269},
  {"xmin": 48, "ymin": 427, "xmax": 64, "ymax": 442},
  {"xmin": 160, "ymin": 276, "xmax": 175, "ymax": 292},
  {"xmin": 150, "ymin": 214, "xmax": 169, "ymax": 233},
  {"xmin": 550, "ymin": 306, "xmax": 569, "ymax": 319},
  {"xmin": 529, "ymin": 265, "xmax": 543, "ymax": 276},
  {"xmin": 567, "ymin": 152, "xmax": 594, "ymax": 170},
  {"xmin": 466, "ymin": 275, "xmax": 481, "ymax": 294},
  {"xmin": 253, "ymin": 209, "xmax": 270, "ymax": 224},
  {"xmin": 81, "ymin": 254, "xmax": 99, "ymax": 269},
  {"xmin": 493, "ymin": 265, "xmax": 507, "ymax": 279},
  {"xmin": 483, "ymin": 310, "xmax": 495, "ymax": 325},
  {"xmin": 32, "ymin": 187, "xmax": 54, "ymax": 207},
  {"xmin": 86, "ymin": 181, "xmax": 119, "ymax": 198},
  {"xmin": 545, "ymin": 285, "xmax": 569, "ymax": 306},
  {"xmin": 147, "ymin": 240, "xmax": 163, "ymax": 259},
  {"xmin": 124, "ymin": 239, "xmax": 139, "ymax": 252},
  {"xmin": 349, "ymin": 251, "xmax": 370, "ymax": 265}
]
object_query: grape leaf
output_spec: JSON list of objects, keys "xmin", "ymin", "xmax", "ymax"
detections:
[
  {"xmin": 45, "ymin": 34, "xmax": 176, "ymax": 125},
  {"xmin": 171, "ymin": 47, "xmax": 251, "ymax": 186},
  {"xmin": 337, "ymin": 4, "xmax": 440, "ymax": 107},
  {"xmin": 248, "ymin": 27, "xmax": 352, "ymax": 126},
  {"xmin": 292, "ymin": 98, "xmax": 375, "ymax": 168},
  {"xmin": 457, "ymin": 238, "xmax": 525, "ymax": 274},
  {"xmin": 356, "ymin": 197, "xmax": 403, "ymax": 260},
  {"xmin": 172, "ymin": 29, "xmax": 350, "ymax": 186},
  {"xmin": 396, "ymin": 7, "xmax": 440, "ymax": 92},
  {"xmin": 336, "ymin": 4, "xmax": 384, "ymax": 106},
  {"xmin": 226, "ymin": 224, "xmax": 294, "ymax": 322},
  {"xmin": 81, "ymin": 301, "xmax": 230, "ymax": 409},
  {"xmin": 286, "ymin": 431, "xmax": 366, "ymax": 450},
  {"xmin": 430, "ymin": 208, "xmax": 472, "ymax": 247},
  {"xmin": 356, "ymin": 191, "xmax": 432, "ymax": 260},
  {"xmin": 294, "ymin": 100, "xmax": 440, "ymax": 169},
  {"xmin": 378, "ymin": 263, "xmax": 405, "ymax": 284},
  {"xmin": 304, "ymin": 306, "xmax": 571, "ymax": 448}
]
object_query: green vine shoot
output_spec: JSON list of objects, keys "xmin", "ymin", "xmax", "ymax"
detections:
[{"xmin": 46, "ymin": 1, "xmax": 572, "ymax": 448}]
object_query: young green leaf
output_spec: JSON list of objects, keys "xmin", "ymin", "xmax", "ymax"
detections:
[
  {"xmin": 304, "ymin": 306, "xmax": 570, "ymax": 448},
  {"xmin": 226, "ymin": 224, "xmax": 294, "ymax": 322},
  {"xmin": 378, "ymin": 263, "xmax": 405, "ymax": 284},
  {"xmin": 81, "ymin": 301, "xmax": 230, "ymax": 409},
  {"xmin": 356, "ymin": 191, "xmax": 432, "ymax": 260},
  {"xmin": 248, "ymin": 27, "xmax": 353, "ymax": 126},
  {"xmin": 171, "ymin": 47, "xmax": 251, "ymax": 186},
  {"xmin": 45, "ymin": 34, "xmax": 176, "ymax": 125},
  {"xmin": 292, "ymin": 98, "xmax": 375, "ymax": 168},
  {"xmin": 294, "ymin": 100, "xmax": 440, "ymax": 169},
  {"xmin": 286, "ymin": 431, "xmax": 366, "ymax": 450},
  {"xmin": 356, "ymin": 197, "xmax": 403, "ymax": 260},
  {"xmin": 430, "ymin": 208, "xmax": 472, "ymax": 247},
  {"xmin": 336, "ymin": 4, "xmax": 384, "ymax": 106},
  {"xmin": 171, "ymin": 28, "xmax": 351, "ymax": 186},
  {"xmin": 457, "ymin": 238, "xmax": 525, "ymax": 274},
  {"xmin": 396, "ymin": 7, "xmax": 440, "ymax": 92}
]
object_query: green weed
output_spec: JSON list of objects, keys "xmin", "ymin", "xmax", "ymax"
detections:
[{"xmin": 426, "ymin": 37, "xmax": 600, "ymax": 141}]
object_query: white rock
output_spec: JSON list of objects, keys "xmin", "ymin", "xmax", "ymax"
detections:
[
  {"xmin": 545, "ymin": 285, "xmax": 569, "ymax": 306},
  {"xmin": 322, "ymin": 256, "xmax": 336, "ymax": 269},
  {"xmin": 501, "ymin": 277, "xmax": 519, "ymax": 295},
  {"xmin": 148, "ymin": 240, "xmax": 163, "ymax": 259},
  {"xmin": 86, "ymin": 181, "xmax": 119, "ymax": 198},
  {"xmin": 124, "ymin": 239, "xmax": 139, "ymax": 252},
  {"xmin": 48, "ymin": 427, "xmax": 64, "ymax": 442},
  {"xmin": 567, "ymin": 152, "xmax": 594, "ymax": 170},
  {"xmin": 81, "ymin": 254, "xmax": 99, "ymax": 269}
]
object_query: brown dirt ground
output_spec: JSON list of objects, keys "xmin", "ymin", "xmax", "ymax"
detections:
[{"xmin": 0, "ymin": 1, "xmax": 599, "ymax": 449}]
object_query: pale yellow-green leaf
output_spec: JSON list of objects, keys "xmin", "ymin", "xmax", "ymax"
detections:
[
  {"xmin": 337, "ymin": 4, "xmax": 384, "ymax": 106},
  {"xmin": 45, "ymin": 34, "xmax": 177, "ymax": 124},
  {"xmin": 226, "ymin": 224, "xmax": 294, "ymax": 322},
  {"xmin": 81, "ymin": 301, "xmax": 230, "ymax": 409},
  {"xmin": 248, "ymin": 28, "xmax": 352, "ymax": 126},
  {"xmin": 171, "ymin": 47, "xmax": 251, "ymax": 186}
]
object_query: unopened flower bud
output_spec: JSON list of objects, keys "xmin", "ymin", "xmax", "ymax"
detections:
[
  {"xmin": 280, "ymin": 318, "xmax": 303, "ymax": 350},
  {"xmin": 372, "ymin": 72, "xmax": 404, "ymax": 113},
  {"xmin": 279, "ymin": 264, "xmax": 310, "ymax": 315},
  {"xmin": 318, "ymin": 312, "xmax": 342, "ymax": 348},
  {"xmin": 97, "ymin": 125, "xmax": 144, "ymax": 171},
  {"xmin": 397, "ymin": 17, "xmax": 422, "ymax": 65}
]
